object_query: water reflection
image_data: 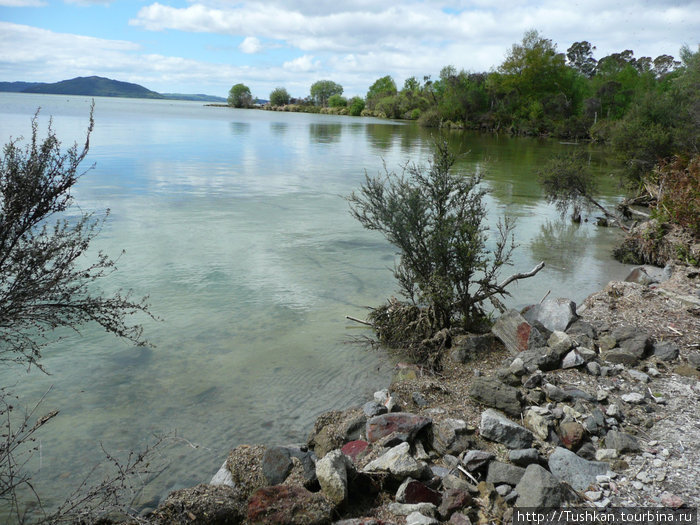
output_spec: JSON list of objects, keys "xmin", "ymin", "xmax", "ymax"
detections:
[
  {"xmin": 270, "ymin": 122, "xmax": 288, "ymax": 135},
  {"xmin": 530, "ymin": 220, "xmax": 591, "ymax": 274},
  {"xmin": 309, "ymin": 122, "xmax": 342, "ymax": 143},
  {"xmin": 230, "ymin": 121, "xmax": 251, "ymax": 135}
]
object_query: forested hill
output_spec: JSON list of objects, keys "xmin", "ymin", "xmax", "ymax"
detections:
[{"xmin": 0, "ymin": 76, "xmax": 225, "ymax": 102}]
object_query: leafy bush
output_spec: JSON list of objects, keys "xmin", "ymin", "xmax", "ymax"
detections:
[{"xmin": 348, "ymin": 97, "xmax": 365, "ymax": 116}]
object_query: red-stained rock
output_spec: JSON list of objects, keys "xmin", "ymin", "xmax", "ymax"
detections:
[
  {"xmin": 247, "ymin": 485, "xmax": 332, "ymax": 525},
  {"xmin": 365, "ymin": 412, "xmax": 431, "ymax": 443},
  {"xmin": 341, "ymin": 440, "xmax": 370, "ymax": 462}
]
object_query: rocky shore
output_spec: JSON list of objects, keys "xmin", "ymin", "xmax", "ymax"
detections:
[{"xmin": 144, "ymin": 263, "xmax": 700, "ymax": 525}]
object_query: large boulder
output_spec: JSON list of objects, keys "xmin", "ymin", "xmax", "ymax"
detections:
[
  {"xmin": 366, "ymin": 412, "xmax": 432, "ymax": 443},
  {"xmin": 480, "ymin": 409, "xmax": 533, "ymax": 449},
  {"xmin": 548, "ymin": 447, "xmax": 609, "ymax": 491},
  {"xmin": 247, "ymin": 485, "xmax": 332, "ymax": 525},
  {"xmin": 491, "ymin": 310, "xmax": 546, "ymax": 355},
  {"xmin": 523, "ymin": 298, "xmax": 578, "ymax": 333},
  {"xmin": 514, "ymin": 464, "xmax": 563, "ymax": 508},
  {"xmin": 469, "ymin": 377, "xmax": 522, "ymax": 417}
]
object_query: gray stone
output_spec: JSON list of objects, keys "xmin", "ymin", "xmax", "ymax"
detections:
[
  {"xmin": 469, "ymin": 376, "xmax": 522, "ymax": 417},
  {"xmin": 595, "ymin": 449, "xmax": 619, "ymax": 461},
  {"xmin": 653, "ymin": 341, "xmax": 680, "ymax": 362},
  {"xmin": 449, "ymin": 513, "xmax": 473, "ymax": 525},
  {"xmin": 597, "ymin": 335, "xmax": 617, "ymax": 351},
  {"xmin": 514, "ymin": 464, "xmax": 563, "ymax": 508},
  {"xmin": 523, "ymin": 407, "xmax": 553, "ymax": 441},
  {"xmin": 576, "ymin": 442, "xmax": 597, "ymax": 461},
  {"xmin": 509, "ymin": 448, "xmax": 540, "ymax": 467},
  {"xmin": 363, "ymin": 401, "xmax": 388, "ymax": 418},
  {"xmin": 578, "ymin": 347, "xmax": 598, "ymax": 362},
  {"xmin": 491, "ymin": 309, "xmax": 546, "ymax": 355},
  {"xmin": 562, "ymin": 349, "xmax": 585, "ymax": 368},
  {"xmin": 480, "ymin": 409, "xmax": 533, "ymax": 449},
  {"xmin": 566, "ymin": 320, "xmax": 598, "ymax": 340},
  {"xmin": 548, "ymin": 331, "xmax": 574, "ymax": 357},
  {"xmin": 603, "ymin": 349, "xmax": 642, "ymax": 367},
  {"xmin": 523, "ymin": 298, "xmax": 578, "ymax": 333},
  {"xmin": 486, "ymin": 461, "xmax": 526, "ymax": 486},
  {"xmin": 543, "ymin": 383, "xmax": 571, "ymax": 402},
  {"xmin": 432, "ymin": 418, "xmax": 474, "ymax": 456},
  {"xmin": 604, "ymin": 430, "xmax": 640, "ymax": 453},
  {"xmin": 628, "ymin": 369, "xmax": 650, "ymax": 383},
  {"xmin": 316, "ymin": 450, "xmax": 352, "ymax": 505},
  {"xmin": 618, "ymin": 334, "xmax": 652, "ymax": 360},
  {"xmin": 450, "ymin": 333, "xmax": 495, "ymax": 363},
  {"xmin": 406, "ymin": 511, "xmax": 439, "ymax": 525},
  {"xmin": 621, "ymin": 392, "xmax": 645, "ymax": 404},
  {"xmin": 586, "ymin": 362, "xmax": 601, "ymax": 376},
  {"xmin": 548, "ymin": 447, "xmax": 609, "ymax": 491},
  {"xmin": 412, "ymin": 392, "xmax": 429, "ymax": 408},
  {"xmin": 364, "ymin": 442, "xmax": 428, "ymax": 479},
  {"xmin": 210, "ymin": 460, "xmax": 235, "ymax": 488},
  {"xmin": 262, "ymin": 446, "xmax": 295, "ymax": 485},
  {"xmin": 387, "ymin": 502, "xmax": 437, "ymax": 517},
  {"xmin": 461, "ymin": 450, "xmax": 494, "ymax": 471},
  {"xmin": 689, "ymin": 352, "xmax": 700, "ymax": 369},
  {"xmin": 518, "ymin": 348, "xmax": 560, "ymax": 372}
]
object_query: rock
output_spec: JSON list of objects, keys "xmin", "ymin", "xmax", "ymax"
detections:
[
  {"xmin": 604, "ymin": 430, "xmax": 640, "ymax": 453},
  {"xmin": 461, "ymin": 450, "xmax": 494, "ymax": 471},
  {"xmin": 543, "ymin": 383, "xmax": 571, "ymax": 402},
  {"xmin": 387, "ymin": 502, "xmax": 437, "ymax": 517},
  {"xmin": 523, "ymin": 407, "xmax": 553, "ymax": 441},
  {"xmin": 548, "ymin": 331, "xmax": 574, "ymax": 357},
  {"xmin": 412, "ymin": 392, "xmax": 428, "ymax": 408},
  {"xmin": 576, "ymin": 442, "xmax": 597, "ymax": 461},
  {"xmin": 558, "ymin": 421, "xmax": 585, "ymax": 450},
  {"xmin": 374, "ymin": 389, "xmax": 397, "ymax": 412},
  {"xmin": 586, "ymin": 362, "xmax": 601, "ymax": 376},
  {"xmin": 366, "ymin": 412, "xmax": 431, "ymax": 443},
  {"xmin": 486, "ymin": 461, "xmax": 526, "ymax": 486},
  {"xmin": 247, "ymin": 485, "xmax": 332, "ymax": 525},
  {"xmin": 585, "ymin": 490, "xmax": 602, "ymax": 501},
  {"xmin": 406, "ymin": 511, "xmax": 439, "ymax": 525},
  {"xmin": 363, "ymin": 442, "xmax": 427, "ymax": 479},
  {"xmin": 341, "ymin": 440, "xmax": 369, "ymax": 463},
  {"xmin": 518, "ymin": 348, "xmax": 560, "ymax": 372},
  {"xmin": 438, "ymin": 489, "xmax": 473, "ymax": 520},
  {"xmin": 210, "ymin": 460, "xmax": 235, "ymax": 488},
  {"xmin": 514, "ymin": 464, "xmax": 563, "ymax": 508},
  {"xmin": 227, "ymin": 445, "xmax": 268, "ymax": 498},
  {"xmin": 689, "ymin": 352, "xmax": 700, "ymax": 369},
  {"xmin": 308, "ymin": 409, "xmax": 366, "ymax": 458},
  {"xmin": 468, "ymin": 377, "xmax": 522, "ymax": 417},
  {"xmin": 450, "ymin": 333, "xmax": 495, "ymax": 363},
  {"xmin": 566, "ymin": 320, "xmax": 597, "ymax": 340},
  {"xmin": 396, "ymin": 478, "xmax": 442, "ymax": 506},
  {"xmin": 522, "ymin": 372, "xmax": 543, "ymax": 388},
  {"xmin": 621, "ymin": 393, "xmax": 645, "ymax": 404},
  {"xmin": 509, "ymin": 357, "xmax": 527, "ymax": 377},
  {"xmin": 480, "ymin": 409, "xmax": 533, "ymax": 449},
  {"xmin": 523, "ymin": 298, "xmax": 578, "ymax": 333},
  {"xmin": 653, "ymin": 341, "xmax": 680, "ymax": 361},
  {"xmin": 548, "ymin": 447, "xmax": 609, "ymax": 491},
  {"xmin": 674, "ymin": 364, "xmax": 700, "ymax": 379},
  {"xmin": 491, "ymin": 309, "xmax": 545, "ymax": 355},
  {"xmin": 508, "ymin": 448, "xmax": 540, "ymax": 467},
  {"xmin": 624, "ymin": 266, "xmax": 657, "ymax": 285},
  {"xmin": 597, "ymin": 334, "xmax": 617, "ymax": 351},
  {"xmin": 151, "ymin": 484, "xmax": 246, "ymax": 525},
  {"xmin": 363, "ymin": 401, "xmax": 387, "ymax": 418},
  {"xmin": 449, "ymin": 513, "xmax": 473, "ymax": 525},
  {"xmin": 262, "ymin": 446, "xmax": 295, "ymax": 485},
  {"xmin": 606, "ymin": 404, "xmax": 620, "ymax": 418},
  {"xmin": 577, "ymin": 347, "xmax": 597, "ymax": 362},
  {"xmin": 628, "ymin": 369, "xmax": 650, "ymax": 383},
  {"xmin": 603, "ymin": 349, "xmax": 642, "ymax": 367},
  {"xmin": 618, "ymin": 334, "xmax": 652, "ymax": 360},
  {"xmin": 595, "ymin": 449, "xmax": 619, "ymax": 461},
  {"xmin": 432, "ymin": 418, "xmax": 474, "ymax": 455},
  {"xmin": 316, "ymin": 450, "xmax": 352, "ymax": 505},
  {"xmin": 561, "ymin": 349, "xmax": 585, "ymax": 368},
  {"xmin": 335, "ymin": 520, "xmax": 383, "ymax": 525},
  {"xmin": 660, "ymin": 492, "xmax": 684, "ymax": 508}
]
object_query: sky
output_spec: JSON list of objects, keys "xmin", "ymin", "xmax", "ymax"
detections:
[{"xmin": 1, "ymin": 0, "xmax": 698, "ymax": 99}]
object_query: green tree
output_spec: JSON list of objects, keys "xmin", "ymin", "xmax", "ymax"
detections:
[
  {"xmin": 348, "ymin": 96, "xmax": 365, "ymax": 116},
  {"xmin": 348, "ymin": 141, "xmax": 541, "ymax": 337},
  {"xmin": 328, "ymin": 94, "xmax": 347, "ymax": 107},
  {"xmin": 269, "ymin": 86, "xmax": 290, "ymax": 106},
  {"xmin": 567, "ymin": 41, "xmax": 597, "ymax": 78},
  {"xmin": 228, "ymin": 83, "xmax": 253, "ymax": 108},
  {"xmin": 366, "ymin": 75, "xmax": 397, "ymax": 110},
  {"xmin": 309, "ymin": 80, "xmax": 343, "ymax": 107}
]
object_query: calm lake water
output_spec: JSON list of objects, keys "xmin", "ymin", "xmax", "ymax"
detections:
[{"xmin": 0, "ymin": 93, "xmax": 632, "ymax": 515}]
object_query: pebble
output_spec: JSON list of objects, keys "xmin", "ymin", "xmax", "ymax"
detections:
[
  {"xmin": 632, "ymin": 481, "xmax": 644, "ymax": 490},
  {"xmin": 594, "ymin": 498, "xmax": 611, "ymax": 509},
  {"xmin": 621, "ymin": 392, "xmax": 645, "ymax": 404},
  {"xmin": 628, "ymin": 369, "xmax": 650, "ymax": 383},
  {"xmin": 596, "ymin": 475, "xmax": 612, "ymax": 484},
  {"xmin": 606, "ymin": 404, "xmax": 620, "ymax": 417},
  {"xmin": 636, "ymin": 471, "xmax": 650, "ymax": 483},
  {"xmin": 585, "ymin": 491, "xmax": 602, "ymax": 501},
  {"xmin": 652, "ymin": 458, "xmax": 664, "ymax": 468},
  {"xmin": 648, "ymin": 440, "xmax": 659, "ymax": 446},
  {"xmin": 661, "ymin": 448, "xmax": 671, "ymax": 458},
  {"xmin": 656, "ymin": 472, "xmax": 666, "ymax": 482},
  {"xmin": 647, "ymin": 367, "xmax": 661, "ymax": 377}
]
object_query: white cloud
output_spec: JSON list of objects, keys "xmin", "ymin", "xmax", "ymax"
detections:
[
  {"xmin": 239, "ymin": 36, "xmax": 262, "ymax": 54},
  {"xmin": 0, "ymin": 0, "xmax": 45, "ymax": 6},
  {"xmin": 283, "ymin": 55, "xmax": 320, "ymax": 72}
]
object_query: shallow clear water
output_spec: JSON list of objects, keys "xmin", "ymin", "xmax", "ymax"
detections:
[{"xmin": 0, "ymin": 93, "xmax": 632, "ymax": 515}]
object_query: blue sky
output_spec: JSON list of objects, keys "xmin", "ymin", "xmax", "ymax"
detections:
[{"xmin": 1, "ymin": 0, "xmax": 698, "ymax": 99}]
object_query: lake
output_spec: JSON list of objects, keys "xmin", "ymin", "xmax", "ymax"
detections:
[{"xmin": 0, "ymin": 93, "xmax": 632, "ymax": 516}]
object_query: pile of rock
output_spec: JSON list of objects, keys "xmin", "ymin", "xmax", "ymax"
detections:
[{"xmin": 145, "ymin": 274, "xmax": 699, "ymax": 524}]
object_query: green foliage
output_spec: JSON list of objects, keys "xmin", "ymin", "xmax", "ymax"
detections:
[
  {"xmin": 348, "ymin": 141, "xmax": 518, "ymax": 334},
  {"xmin": 269, "ymin": 86, "xmax": 290, "ymax": 106},
  {"xmin": 228, "ymin": 83, "xmax": 253, "ymax": 108},
  {"xmin": 310, "ymin": 80, "xmax": 343, "ymax": 107},
  {"xmin": 328, "ymin": 94, "xmax": 347, "ymax": 107},
  {"xmin": 366, "ymin": 75, "xmax": 397, "ymax": 110},
  {"xmin": 348, "ymin": 96, "xmax": 365, "ymax": 116}
]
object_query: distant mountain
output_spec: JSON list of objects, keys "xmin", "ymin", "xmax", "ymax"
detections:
[
  {"xmin": 161, "ymin": 93, "xmax": 226, "ymax": 102},
  {"xmin": 0, "ymin": 76, "xmax": 224, "ymax": 102}
]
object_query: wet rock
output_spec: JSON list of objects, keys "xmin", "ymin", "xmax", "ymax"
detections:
[
  {"xmin": 396, "ymin": 478, "xmax": 442, "ymax": 506},
  {"xmin": 491, "ymin": 310, "xmax": 546, "ymax": 355},
  {"xmin": 514, "ymin": 464, "xmax": 563, "ymax": 508},
  {"xmin": 151, "ymin": 484, "xmax": 246, "ymax": 525},
  {"xmin": 523, "ymin": 298, "xmax": 578, "ymax": 333},
  {"xmin": 341, "ymin": 440, "xmax": 369, "ymax": 463},
  {"xmin": 486, "ymin": 461, "xmax": 526, "ymax": 486},
  {"xmin": 562, "ymin": 349, "xmax": 585, "ymax": 368},
  {"xmin": 247, "ymin": 485, "xmax": 332, "ymax": 525},
  {"xmin": 604, "ymin": 430, "xmax": 640, "ymax": 453},
  {"xmin": 509, "ymin": 448, "xmax": 540, "ymax": 467},
  {"xmin": 558, "ymin": 421, "xmax": 585, "ymax": 450},
  {"xmin": 461, "ymin": 450, "xmax": 495, "ymax": 471},
  {"xmin": 316, "ymin": 450, "xmax": 353, "ymax": 505},
  {"xmin": 468, "ymin": 376, "xmax": 522, "ymax": 417},
  {"xmin": 653, "ymin": 341, "xmax": 680, "ymax": 361},
  {"xmin": 366, "ymin": 412, "xmax": 431, "ymax": 443},
  {"xmin": 363, "ymin": 442, "xmax": 428, "ymax": 479},
  {"xmin": 480, "ymin": 409, "xmax": 533, "ymax": 449},
  {"xmin": 450, "ymin": 333, "xmax": 495, "ymax": 363},
  {"xmin": 548, "ymin": 447, "xmax": 609, "ymax": 491},
  {"xmin": 432, "ymin": 418, "xmax": 474, "ymax": 455}
]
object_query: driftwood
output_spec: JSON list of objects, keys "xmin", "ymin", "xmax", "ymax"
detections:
[{"xmin": 345, "ymin": 315, "xmax": 373, "ymax": 326}]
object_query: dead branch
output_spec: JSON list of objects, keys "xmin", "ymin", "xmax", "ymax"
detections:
[
  {"xmin": 345, "ymin": 315, "xmax": 373, "ymax": 326},
  {"xmin": 496, "ymin": 261, "xmax": 546, "ymax": 291}
]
